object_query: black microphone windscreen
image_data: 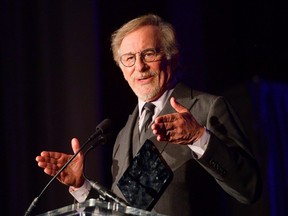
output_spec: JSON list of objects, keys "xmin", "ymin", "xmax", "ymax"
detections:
[{"xmin": 96, "ymin": 118, "xmax": 112, "ymax": 134}]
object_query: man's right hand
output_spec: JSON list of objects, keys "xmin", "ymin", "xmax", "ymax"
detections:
[{"xmin": 35, "ymin": 138, "xmax": 85, "ymax": 188}]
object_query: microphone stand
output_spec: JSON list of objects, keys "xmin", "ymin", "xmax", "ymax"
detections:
[
  {"xmin": 82, "ymin": 139, "xmax": 129, "ymax": 207},
  {"xmin": 24, "ymin": 119, "xmax": 111, "ymax": 216}
]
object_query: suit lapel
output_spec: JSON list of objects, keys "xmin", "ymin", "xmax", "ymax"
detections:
[{"xmin": 112, "ymin": 107, "xmax": 139, "ymax": 187}]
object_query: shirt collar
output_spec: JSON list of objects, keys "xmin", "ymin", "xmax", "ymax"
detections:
[{"xmin": 138, "ymin": 88, "xmax": 174, "ymax": 117}]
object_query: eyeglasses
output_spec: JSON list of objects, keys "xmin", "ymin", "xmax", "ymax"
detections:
[{"xmin": 119, "ymin": 48, "xmax": 161, "ymax": 67}]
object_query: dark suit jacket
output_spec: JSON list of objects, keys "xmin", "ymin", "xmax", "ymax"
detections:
[{"xmin": 110, "ymin": 82, "xmax": 261, "ymax": 216}]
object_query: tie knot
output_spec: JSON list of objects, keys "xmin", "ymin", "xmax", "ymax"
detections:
[{"xmin": 143, "ymin": 102, "xmax": 155, "ymax": 113}]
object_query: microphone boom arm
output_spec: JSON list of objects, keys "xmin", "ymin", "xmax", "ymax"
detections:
[{"xmin": 24, "ymin": 119, "xmax": 111, "ymax": 216}]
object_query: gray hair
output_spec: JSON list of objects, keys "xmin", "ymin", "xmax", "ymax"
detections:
[{"xmin": 111, "ymin": 14, "xmax": 179, "ymax": 66}]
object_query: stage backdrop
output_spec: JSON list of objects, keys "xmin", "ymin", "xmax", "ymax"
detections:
[{"xmin": 1, "ymin": 0, "xmax": 287, "ymax": 215}]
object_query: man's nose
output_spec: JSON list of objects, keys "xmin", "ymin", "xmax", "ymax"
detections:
[{"xmin": 134, "ymin": 55, "xmax": 146, "ymax": 72}]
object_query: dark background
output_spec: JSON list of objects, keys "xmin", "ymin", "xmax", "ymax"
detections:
[{"xmin": 1, "ymin": 0, "xmax": 288, "ymax": 215}]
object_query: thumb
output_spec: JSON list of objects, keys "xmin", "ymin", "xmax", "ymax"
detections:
[
  {"xmin": 170, "ymin": 97, "xmax": 188, "ymax": 113},
  {"xmin": 71, "ymin": 138, "xmax": 82, "ymax": 155}
]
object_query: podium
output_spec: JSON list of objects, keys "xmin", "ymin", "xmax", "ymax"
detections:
[{"xmin": 37, "ymin": 199, "xmax": 167, "ymax": 216}]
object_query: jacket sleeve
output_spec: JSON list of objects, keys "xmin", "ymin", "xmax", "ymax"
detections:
[{"xmin": 196, "ymin": 96, "xmax": 262, "ymax": 204}]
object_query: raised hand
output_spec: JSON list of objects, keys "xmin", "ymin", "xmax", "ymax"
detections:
[
  {"xmin": 152, "ymin": 97, "xmax": 205, "ymax": 145},
  {"xmin": 35, "ymin": 138, "xmax": 85, "ymax": 188}
]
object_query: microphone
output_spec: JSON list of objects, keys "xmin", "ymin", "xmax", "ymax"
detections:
[
  {"xmin": 87, "ymin": 118, "xmax": 112, "ymax": 142},
  {"xmin": 89, "ymin": 180, "xmax": 129, "ymax": 207},
  {"xmin": 24, "ymin": 119, "xmax": 111, "ymax": 216},
  {"xmin": 82, "ymin": 126, "xmax": 128, "ymax": 207}
]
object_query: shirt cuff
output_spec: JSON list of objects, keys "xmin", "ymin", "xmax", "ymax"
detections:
[
  {"xmin": 188, "ymin": 128, "xmax": 210, "ymax": 158},
  {"xmin": 69, "ymin": 179, "xmax": 91, "ymax": 203}
]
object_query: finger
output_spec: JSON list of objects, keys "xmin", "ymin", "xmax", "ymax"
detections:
[
  {"xmin": 36, "ymin": 154, "xmax": 53, "ymax": 166},
  {"xmin": 40, "ymin": 151, "xmax": 64, "ymax": 160},
  {"xmin": 152, "ymin": 121, "xmax": 174, "ymax": 136},
  {"xmin": 37, "ymin": 159, "xmax": 62, "ymax": 170},
  {"xmin": 39, "ymin": 151, "xmax": 68, "ymax": 165},
  {"xmin": 71, "ymin": 138, "xmax": 84, "ymax": 160},
  {"xmin": 155, "ymin": 130, "xmax": 172, "ymax": 142},
  {"xmin": 35, "ymin": 155, "xmax": 44, "ymax": 162},
  {"xmin": 71, "ymin": 138, "xmax": 81, "ymax": 154},
  {"xmin": 37, "ymin": 161, "xmax": 47, "ymax": 169},
  {"xmin": 36, "ymin": 154, "xmax": 52, "ymax": 169},
  {"xmin": 154, "ymin": 113, "xmax": 175, "ymax": 125},
  {"xmin": 44, "ymin": 167, "xmax": 58, "ymax": 176},
  {"xmin": 170, "ymin": 97, "xmax": 189, "ymax": 113}
]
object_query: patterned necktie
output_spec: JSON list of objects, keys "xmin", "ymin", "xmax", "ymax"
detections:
[{"xmin": 139, "ymin": 102, "xmax": 155, "ymax": 145}]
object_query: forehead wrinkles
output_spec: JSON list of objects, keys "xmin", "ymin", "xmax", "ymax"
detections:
[{"xmin": 118, "ymin": 26, "xmax": 161, "ymax": 55}]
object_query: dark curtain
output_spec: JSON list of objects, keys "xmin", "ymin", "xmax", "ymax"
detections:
[
  {"xmin": 219, "ymin": 79, "xmax": 288, "ymax": 216},
  {"xmin": 1, "ymin": 0, "xmax": 288, "ymax": 215},
  {"xmin": 250, "ymin": 80, "xmax": 288, "ymax": 216},
  {"xmin": 1, "ymin": 1, "xmax": 104, "ymax": 215}
]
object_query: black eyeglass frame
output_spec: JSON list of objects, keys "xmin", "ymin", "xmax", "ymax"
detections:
[{"xmin": 119, "ymin": 48, "xmax": 162, "ymax": 67}]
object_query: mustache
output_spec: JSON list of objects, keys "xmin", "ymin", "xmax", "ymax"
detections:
[{"xmin": 133, "ymin": 71, "xmax": 158, "ymax": 79}]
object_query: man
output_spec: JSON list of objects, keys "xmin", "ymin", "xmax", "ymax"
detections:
[{"xmin": 36, "ymin": 14, "xmax": 262, "ymax": 216}]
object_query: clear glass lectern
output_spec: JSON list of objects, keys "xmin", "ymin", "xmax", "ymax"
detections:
[{"xmin": 37, "ymin": 198, "xmax": 167, "ymax": 216}]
